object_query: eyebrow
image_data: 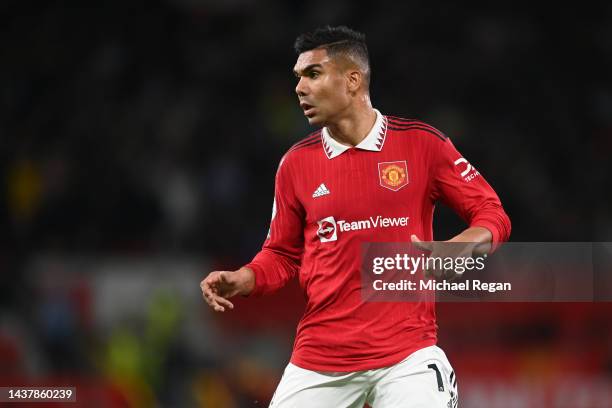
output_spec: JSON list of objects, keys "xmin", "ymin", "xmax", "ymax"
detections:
[{"xmin": 293, "ymin": 63, "xmax": 323, "ymax": 76}]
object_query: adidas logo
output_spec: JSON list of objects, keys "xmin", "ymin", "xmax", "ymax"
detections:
[{"xmin": 312, "ymin": 183, "xmax": 330, "ymax": 198}]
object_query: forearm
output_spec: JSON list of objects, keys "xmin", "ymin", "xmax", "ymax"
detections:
[{"xmin": 245, "ymin": 248, "xmax": 301, "ymax": 296}]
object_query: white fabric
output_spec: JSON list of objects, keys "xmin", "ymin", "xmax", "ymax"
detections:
[
  {"xmin": 321, "ymin": 109, "xmax": 387, "ymax": 159},
  {"xmin": 269, "ymin": 345, "xmax": 458, "ymax": 407}
]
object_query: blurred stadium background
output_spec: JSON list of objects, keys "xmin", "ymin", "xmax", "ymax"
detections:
[{"xmin": 1, "ymin": 1, "xmax": 611, "ymax": 407}]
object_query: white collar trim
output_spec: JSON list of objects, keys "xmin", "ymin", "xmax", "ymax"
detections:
[{"xmin": 321, "ymin": 109, "xmax": 388, "ymax": 159}]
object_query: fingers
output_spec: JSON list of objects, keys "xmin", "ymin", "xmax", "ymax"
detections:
[
  {"xmin": 413, "ymin": 238, "xmax": 476, "ymax": 280},
  {"xmin": 411, "ymin": 234, "xmax": 433, "ymax": 252},
  {"xmin": 203, "ymin": 287, "xmax": 234, "ymax": 312},
  {"xmin": 200, "ymin": 274, "xmax": 235, "ymax": 312},
  {"xmin": 444, "ymin": 268, "xmax": 460, "ymax": 281},
  {"xmin": 412, "ymin": 235, "xmax": 437, "ymax": 277},
  {"xmin": 200, "ymin": 278, "xmax": 220, "ymax": 310},
  {"xmin": 424, "ymin": 258, "xmax": 460, "ymax": 280},
  {"xmin": 212, "ymin": 295, "xmax": 235, "ymax": 312},
  {"xmin": 424, "ymin": 264, "xmax": 444, "ymax": 280}
]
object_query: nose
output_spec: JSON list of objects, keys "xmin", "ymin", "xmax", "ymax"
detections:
[{"xmin": 295, "ymin": 77, "xmax": 307, "ymax": 97}]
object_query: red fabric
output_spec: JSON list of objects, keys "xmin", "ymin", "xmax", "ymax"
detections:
[{"xmin": 246, "ymin": 116, "xmax": 511, "ymax": 372}]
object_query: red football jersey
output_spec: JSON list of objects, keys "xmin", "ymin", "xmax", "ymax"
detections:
[{"xmin": 245, "ymin": 110, "xmax": 511, "ymax": 372}]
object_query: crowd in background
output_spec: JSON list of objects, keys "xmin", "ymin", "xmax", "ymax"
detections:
[{"xmin": 1, "ymin": 1, "xmax": 611, "ymax": 407}]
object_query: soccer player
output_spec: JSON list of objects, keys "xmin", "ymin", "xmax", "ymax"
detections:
[{"xmin": 201, "ymin": 26, "xmax": 510, "ymax": 407}]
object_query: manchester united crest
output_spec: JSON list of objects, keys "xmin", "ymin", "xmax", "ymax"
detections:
[{"xmin": 378, "ymin": 161, "xmax": 409, "ymax": 191}]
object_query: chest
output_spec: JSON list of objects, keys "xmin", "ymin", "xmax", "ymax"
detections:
[{"xmin": 294, "ymin": 148, "xmax": 430, "ymax": 223}]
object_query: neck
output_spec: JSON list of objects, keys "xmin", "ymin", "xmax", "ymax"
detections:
[{"xmin": 326, "ymin": 96, "xmax": 376, "ymax": 146}]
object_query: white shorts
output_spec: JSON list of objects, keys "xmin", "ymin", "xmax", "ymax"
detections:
[{"xmin": 269, "ymin": 345, "xmax": 458, "ymax": 408}]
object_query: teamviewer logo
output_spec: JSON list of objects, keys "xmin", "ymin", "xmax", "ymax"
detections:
[{"xmin": 317, "ymin": 216, "xmax": 337, "ymax": 242}]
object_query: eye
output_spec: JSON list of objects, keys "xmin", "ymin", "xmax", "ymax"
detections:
[{"xmin": 309, "ymin": 71, "xmax": 320, "ymax": 79}]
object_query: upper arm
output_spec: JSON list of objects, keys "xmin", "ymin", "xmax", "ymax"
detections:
[{"xmin": 263, "ymin": 153, "xmax": 305, "ymax": 263}]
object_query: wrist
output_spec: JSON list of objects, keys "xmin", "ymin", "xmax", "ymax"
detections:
[
  {"xmin": 448, "ymin": 227, "xmax": 492, "ymax": 256},
  {"xmin": 235, "ymin": 267, "xmax": 255, "ymax": 296},
  {"xmin": 450, "ymin": 227, "xmax": 491, "ymax": 245}
]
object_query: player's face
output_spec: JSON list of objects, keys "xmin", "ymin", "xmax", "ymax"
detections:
[{"xmin": 293, "ymin": 49, "xmax": 352, "ymax": 126}]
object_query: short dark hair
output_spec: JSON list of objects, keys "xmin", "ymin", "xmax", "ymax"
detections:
[{"xmin": 294, "ymin": 26, "xmax": 370, "ymax": 86}]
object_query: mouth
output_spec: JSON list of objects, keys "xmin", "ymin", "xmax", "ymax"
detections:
[{"xmin": 300, "ymin": 102, "xmax": 315, "ymax": 117}]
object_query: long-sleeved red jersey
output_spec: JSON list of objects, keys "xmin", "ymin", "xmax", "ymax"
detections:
[{"xmin": 246, "ymin": 110, "xmax": 511, "ymax": 372}]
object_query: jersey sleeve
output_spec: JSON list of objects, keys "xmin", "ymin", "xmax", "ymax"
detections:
[
  {"xmin": 244, "ymin": 154, "xmax": 305, "ymax": 296},
  {"xmin": 429, "ymin": 137, "xmax": 511, "ymax": 247}
]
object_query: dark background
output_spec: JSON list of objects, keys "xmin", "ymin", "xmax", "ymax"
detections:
[{"xmin": 1, "ymin": 1, "xmax": 611, "ymax": 407}]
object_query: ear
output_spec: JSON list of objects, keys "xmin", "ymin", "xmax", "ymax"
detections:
[{"xmin": 346, "ymin": 69, "xmax": 362, "ymax": 93}]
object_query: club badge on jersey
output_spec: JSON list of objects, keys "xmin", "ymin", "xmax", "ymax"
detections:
[{"xmin": 378, "ymin": 161, "xmax": 409, "ymax": 191}]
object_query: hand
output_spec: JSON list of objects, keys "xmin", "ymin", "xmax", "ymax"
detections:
[
  {"xmin": 200, "ymin": 268, "xmax": 255, "ymax": 312},
  {"xmin": 411, "ymin": 235, "xmax": 477, "ymax": 280},
  {"xmin": 411, "ymin": 227, "xmax": 491, "ymax": 280}
]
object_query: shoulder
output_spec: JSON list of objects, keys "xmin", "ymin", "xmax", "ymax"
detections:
[
  {"xmin": 385, "ymin": 115, "xmax": 449, "ymax": 144},
  {"xmin": 274, "ymin": 129, "xmax": 323, "ymax": 174},
  {"xmin": 282, "ymin": 129, "xmax": 323, "ymax": 163},
  {"xmin": 287, "ymin": 129, "xmax": 323, "ymax": 154}
]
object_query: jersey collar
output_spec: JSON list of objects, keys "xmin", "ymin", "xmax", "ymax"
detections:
[{"xmin": 321, "ymin": 109, "xmax": 388, "ymax": 159}]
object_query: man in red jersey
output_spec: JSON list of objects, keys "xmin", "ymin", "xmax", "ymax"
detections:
[{"xmin": 201, "ymin": 26, "xmax": 510, "ymax": 407}]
